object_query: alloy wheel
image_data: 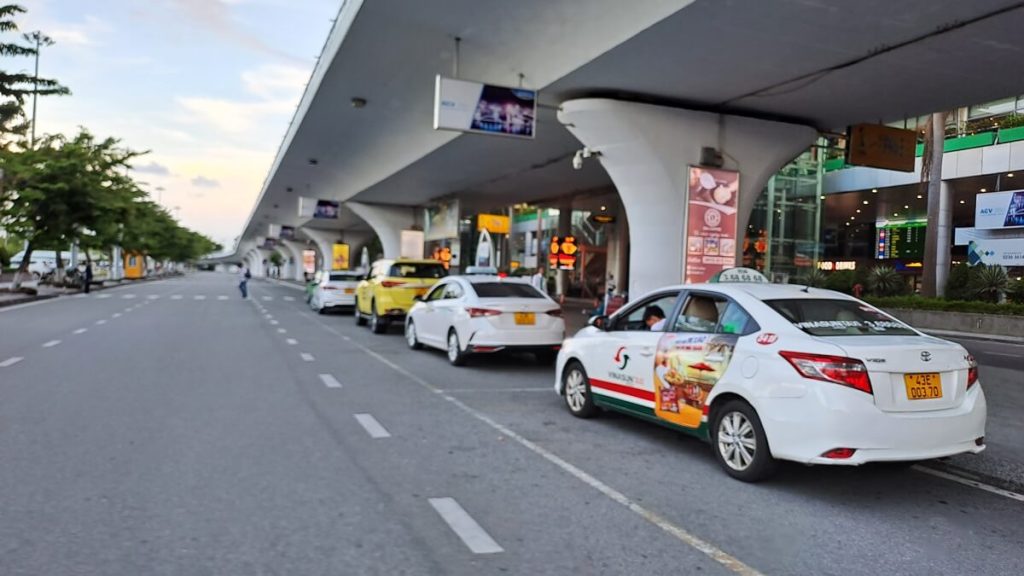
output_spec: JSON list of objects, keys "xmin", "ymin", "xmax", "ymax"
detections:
[
  {"xmin": 565, "ymin": 368, "xmax": 587, "ymax": 412},
  {"xmin": 717, "ymin": 411, "xmax": 757, "ymax": 472}
]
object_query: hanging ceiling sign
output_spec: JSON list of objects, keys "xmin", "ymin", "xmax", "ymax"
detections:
[
  {"xmin": 299, "ymin": 197, "xmax": 340, "ymax": 219},
  {"xmin": 434, "ymin": 75, "xmax": 537, "ymax": 139},
  {"xmin": 845, "ymin": 124, "xmax": 917, "ymax": 172},
  {"xmin": 279, "ymin": 225, "xmax": 296, "ymax": 240},
  {"xmin": 477, "ymin": 214, "xmax": 510, "ymax": 234},
  {"xmin": 548, "ymin": 235, "xmax": 578, "ymax": 270}
]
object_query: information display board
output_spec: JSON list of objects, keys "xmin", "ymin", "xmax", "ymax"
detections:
[{"xmin": 875, "ymin": 221, "xmax": 926, "ymax": 260}]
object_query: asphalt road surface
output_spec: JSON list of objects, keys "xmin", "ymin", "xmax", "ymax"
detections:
[{"xmin": 1, "ymin": 273, "xmax": 1021, "ymax": 576}]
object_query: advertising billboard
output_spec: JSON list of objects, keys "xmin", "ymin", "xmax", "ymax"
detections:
[
  {"xmin": 400, "ymin": 230, "xmax": 425, "ymax": 259},
  {"xmin": 477, "ymin": 214, "xmax": 511, "ymax": 234},
  {"xmin": 434, "ymin": 75, "xmax": 536, "ymax": 139},
  {"xmin": 424, "ymin": 200, "xmax": 459, "ymax": 241},
  {"xmin": 302, "ymin": 249, "xmax": 316, "ymax": 274},
  {"xmin": 845, "ymin": 124, "xmax": 917, "ymax": 172},
  {"xmin": 299, "ymin": 197, "xmax": 341, "ymax": 219},
  {"xmin": 331, "ymin": 243, "xmax": 350, "ymax": 271},
  {"xmin": 279, "ymin": 225, "xmax": 295, "ymax": 240},
  {"xmin": 685, "ymin": 166, "xmax": 739, "ymax": 283},
  {"xmin": 975, "ymin": 190, "xmax": 1024, "ymax": 229}
]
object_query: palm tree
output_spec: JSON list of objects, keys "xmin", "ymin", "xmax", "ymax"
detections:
[{"xmin": 920, "ymin": 112, "xmax": 951, "ymax": 298}]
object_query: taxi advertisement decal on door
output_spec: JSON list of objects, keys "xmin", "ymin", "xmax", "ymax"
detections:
[{"xmin": 653, "ymin": 333, "xmax": 738, "ymax": 428}]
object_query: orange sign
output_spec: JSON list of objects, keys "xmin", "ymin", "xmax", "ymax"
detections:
[
  {"xmin": 432, "ymin": 246, "xmax": 453, "ymax": 269},
  {"xmin": 548, "ymin": 235, "xmax": 578, "ymax": 270},
  {"xmin": 846, "ymin": 124, "xmax": 917, "ymax": 172},
  {"xmin": 477, "ymin": 214, "xmax": 510, "ymax": 234}
]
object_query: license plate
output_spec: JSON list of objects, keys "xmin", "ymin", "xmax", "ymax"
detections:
[
  {"xmin": 514, "ymin": 312, "xmax": 535, "ymax": 325},
  {"xmin": 904, "ymin": 373, "xmax": 942, "ymax": 400},
  {"xmin": 344, "ymin": 288, "xmax": 355, "ymax": 294}
]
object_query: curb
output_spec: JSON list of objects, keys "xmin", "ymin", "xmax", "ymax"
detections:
[
  {"xmin": 0, "ymin": 293, "xmax": 59, "ymax": 309},
  {"xmin": 922, "ymin": 457, "xmax": 1024, "ymax": 496},
  {"xmin": 924, "ymin": 329, "xmax": 1024, "ymax": 345}
]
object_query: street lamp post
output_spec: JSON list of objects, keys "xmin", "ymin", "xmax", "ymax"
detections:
[{"xmin": 22, "ymin": 31, "xmax": 55, "ymax": 148}]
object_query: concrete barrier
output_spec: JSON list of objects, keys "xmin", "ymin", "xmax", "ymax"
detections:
[{"xmin": 883, "ymin": 307, "xmax": 1024, "ymax": 338}]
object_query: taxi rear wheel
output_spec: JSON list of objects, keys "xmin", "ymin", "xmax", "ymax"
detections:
[
  {"xmin": 563, "ymin": 361, "xmax": 597, "ymax": 418},
  {"xmin": 370, "ymin": 302, "xmax": 387, "ymax": 334},
  {"xmin": 447, "ymin": 330, "xmax": 466, "ymax": 366},
  {"xmin": 405, "ymin": 320, "xmax": 422, "ymax": 350},
  {"xmin": 711, "ymin": 400, "xmax": 778, "ymax": 482}
]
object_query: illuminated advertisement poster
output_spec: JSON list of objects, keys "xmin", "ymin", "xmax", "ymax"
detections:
[
  {"xmin": 298, "ymin": 197, "xmax": 340, "ymax": 219},
  {"xmin": 685, "ymin": 166, "xmax": 739, "ymax": 283},
  {"xmin": 434, "ymin": 75, "xmax": 536, "ymax": 139},
  {"xmin": 279, "ymin": 225, "xmax": 295, "ymax": 240},
  {"xmin": 975, "ymin": 190, "xmax": 1024, "ymax": 229},
  {"xmin": 302, "ymin": 249, "xmax": 316, "ymax": 274},
  {"xmin": 331, "ymin": 243, "xmax": 350, "ymax": 271},
  {"xmin": 424, "ymin": 200, "xmax": 459, "ymax": 241},
  {"xmin": 654, "ymin": 333, "xmax": 738, "ymax": 428}
]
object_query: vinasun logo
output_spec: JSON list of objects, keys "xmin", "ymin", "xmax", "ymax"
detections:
[{"xmin": 613, "ymin": 346, "xmax": 630, "ymax": 369}]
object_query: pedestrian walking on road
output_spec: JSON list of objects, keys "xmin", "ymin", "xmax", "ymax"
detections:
[
  {"xmin": 83, "ymin": 262, "xmax": 93, "ymax": 294},
  {"xmin": 239, "ymin": 265, "xmax": 251, "ymax": 299}
]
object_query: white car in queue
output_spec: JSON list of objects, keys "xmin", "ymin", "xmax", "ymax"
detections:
[
  {"xmin": 405, "ymin": 275, "xmax": 565, "ymax": 366},
  {"xmin": 309, "ymin": 270, "xmax": 362, "ymax": 314},
  {"xmin": 555, "ymin": 269, "xmax": 986, "ymax": 482}
]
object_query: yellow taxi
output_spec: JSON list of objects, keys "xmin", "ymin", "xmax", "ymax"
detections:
[{"xmin": 355, "ymin": 259, "xmax": 448, "ymax": 334}]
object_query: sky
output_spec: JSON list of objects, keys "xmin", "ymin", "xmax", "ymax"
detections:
[{"xmin": 15, "ymin": 0, "xmax": 341, "ymax": 250}]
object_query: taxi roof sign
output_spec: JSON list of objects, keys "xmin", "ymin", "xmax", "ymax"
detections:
[{"xmin": 709, "ymin": 267, "xmax": 768, "ymax": 284}]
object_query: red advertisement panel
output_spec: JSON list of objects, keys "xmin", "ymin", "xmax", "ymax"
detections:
[{"xmin": 685, "ymin": 166, "xmax": 739, "ymax": 283}]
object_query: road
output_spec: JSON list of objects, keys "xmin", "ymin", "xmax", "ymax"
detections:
[{"xmin": 1, "ymin": 273, "xmax": 1021, "ymax": 576}]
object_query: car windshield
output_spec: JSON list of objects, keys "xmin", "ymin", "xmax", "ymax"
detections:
[
  {"xmin": 471, "ymin": 282, "xmax": 544, "ymax": 298},
  {"xmin": 388, "ymin": 263, "xmax": 447, "ymax": 279},
  {"xmin": 328, "ymin": 272, "xmax": 361, "ymax": 282},
  {"xmin": 764, "ymin": 298, "xmax": 917, "ymax": 336}
]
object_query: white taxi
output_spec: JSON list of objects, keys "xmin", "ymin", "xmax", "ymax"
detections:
[
  {"xmin": 555, "ymin": 271, "xmax": 986, "ymax": 481},
  {"xmin": 309, "ymin": 271, "xmax": 362, "ymax": 314}
]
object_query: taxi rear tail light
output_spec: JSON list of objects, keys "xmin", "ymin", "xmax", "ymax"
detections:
[
  {"xmin": 779, "ymin": 351, "xmax": 873, "ymax": 395},
  {"xmin": 967, "ymin": 354, "xmax": 979, "ymax": 389},
  {"xmin": 821, "ymin": 448, "xmax": 857, "ymax": 459},
  {"xmin": 467, "ymin": 307, "xmax": 501, "ymax": 318},
  {"xmin": 380, "ymin": 280, "xmax": 406, "ymax": 288}
]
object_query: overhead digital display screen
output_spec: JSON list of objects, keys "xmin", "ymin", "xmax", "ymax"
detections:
[{"xmin": 875, "ymin": 221, "xmax": 926, "ymax": 260}]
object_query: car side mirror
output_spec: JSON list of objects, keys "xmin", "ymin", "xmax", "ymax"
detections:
[
  {"xmin": 413, "ymin": 295, "xmax": 424, "ymax": 302},
  {"xmin": 589, "ymin": 315, "xmax": 608, "ymax": 330}
]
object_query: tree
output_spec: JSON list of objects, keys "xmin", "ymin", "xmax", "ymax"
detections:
[
  {"xmin": 920, "ymin": 112, "xmax": 951, "ymax": 298},
  {"xmin": 0, "ymin": 4, "xmax": 69, "ymax": 147}
]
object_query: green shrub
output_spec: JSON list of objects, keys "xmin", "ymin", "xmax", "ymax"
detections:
[
  {"xmin": 823, "ymin": 270, "xmax": 862, "ymax": 294},
  {"xmin": 945, "ymin": 263, "xmax": 974, "ymax": 300},
  {"xmin": 969, "ymin": 264, "xmax": 1008, "ymax": 303},
  {"xmin": 865, "ymin": 295, "xmax": 1024, "ymax": 316},
  {"xmin": 1006, "ymin": 279, "xmax": 1024, "ymax": 304},
  {"xmin": 796, "ymin": 268, "xmax": 828, "ymax": 288},
  {"xmin": 866, "ymin": 265, "xmax": 908, "ymax": 297}
]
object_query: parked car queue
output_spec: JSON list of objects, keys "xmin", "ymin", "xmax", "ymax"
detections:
[{"xmin": 306, "ymin": 260, "xmax": 987, "ymax": 482}]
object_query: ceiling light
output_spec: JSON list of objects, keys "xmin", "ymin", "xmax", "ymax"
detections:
[
  {"xmin": 904, "ymin": 205, "xmax": 909, "ymax": 209},
  {"xmin": 916, "ymin": 194, "xmax": 923, "ymax": 199},
  {"xmin": 980, "ymin": 188, "xmax": 987, "ymax": 192},
  {"xmin": 820, "ymin": 195, "xmax": 825, "ymax": 200},
  {"xmin": 850, "ymin": 216, "xmax": 855, "ymax": 220},
  {"xmin": 600, "ymin": 205, "xmax": 607, "ymax": 211},
  {"xmin": 856, "ymin": 209, "xmax": 861, "ymax": 213},
  {"xmin": 872, "ymin": 188, "xmax": 878, "ymax": 193},
  {"xmin": 893, "ymin": 212, "xmax": 899, "ymax": 217},
  {"xmin": 863, "ymin": 200, "xmax": 869, "ymax": 205},
  {"xmin": 1008, "ymin": 173, "xmax": 1015, "ymax": 178},
  {"xmin": 960, "ymin": 200, "xmax": 966, "ymax": 204},
  {"xmin": 845, "ymin": 222, "xmax": 850, "ymax": 226}
]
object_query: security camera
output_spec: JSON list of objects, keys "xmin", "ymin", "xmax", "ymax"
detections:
[{"xmin": 572, "ymin": 150, "xmax": 584, "ymax": 170}]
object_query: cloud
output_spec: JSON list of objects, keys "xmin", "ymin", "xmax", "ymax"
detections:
[
  {"xmin": 191, "ymin": 175, "xmax": 221, "ymax": 188},
  {"xmin": 168, "ymin": 0, "xmax": 303, "ymax": 63},
  {"xmin": 133, "ymin": 161, "xmax": 172, "ymax": 176},
  {"xmin": 45, "ymin": 16, "xmax": 110, "ymax": 47}
]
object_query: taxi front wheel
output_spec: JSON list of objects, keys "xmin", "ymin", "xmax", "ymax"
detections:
[
  {"xmin": 711, "ymin": 400, "xmax": 778, "ymax": 482},
  {"xmin": 563, "ymin": 362, "xmax": 597, "ymax": 418}
]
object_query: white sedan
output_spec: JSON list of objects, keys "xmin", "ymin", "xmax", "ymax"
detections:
[
  {"xmin": 555, "ymin": 280, "xmax": 986, "ymax": 481},
  {"xmin": 405, "ymin": 275, "xmax": 565, "ymax": 366},
  {"xmin": 309, "ymin": 271, "xmax": 362, "ymax": 314}
]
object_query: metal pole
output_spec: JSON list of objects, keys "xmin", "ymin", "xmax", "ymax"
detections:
[{"xmin": 30, "ymin": 34, "xmax": 40, "ymax": 147}]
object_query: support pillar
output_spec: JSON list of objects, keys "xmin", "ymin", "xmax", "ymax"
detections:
[
  {"xmin": 935, "ymin": 180, "xmax": 953, "ymax": 297},
  {"xmin": 279, "ymin": 239, "xmax": 307, "ymax": 281},
  {"xmin": 299, "ymin": 227, "xmax": 340, "ymax": 274},
  {"xmin": 559, "ymin": 98, "xmax": 817, "ymax": 298},
  {"xmin": 347, "ymin": 202, "xmax": 416, "ymax": 259}
]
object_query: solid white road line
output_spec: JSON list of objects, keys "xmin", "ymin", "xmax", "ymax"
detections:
[
  {"xmin": 42, "ymin": 340, "xmax": 61, "ymax": 348},
  {"xmin": 984, "ymin": 351, "xmax": 1019, "ymax": 358},
  {"xmin": 0, "ymin": 357, "xmax": 24, "ymax": 368},
  {"xmin": 319, "ymin": 374, "xmax": 342, "ymax": 389},
  {"xmin": 286, "ymin": 338, "xmax": 297, "ymax": 345},
  {"xmin": 310, "ymin": 314, "xmax": 762, "ymax": 576},
  {"xmin": 95, "ymin": 319, "xmax": 107, "ymax": 325},
  {"xmin": 428, "ymin": 498, "xmax": 503, "ymax": 554},
  {"xmin": 73, "ymin": 328, "xmax": 87, "ymax": 335},
  {"xmin": 354, "ymin": 414, "xmax": 391, "ymax": 438},
  {"xmin": 914, "ymin": 465, "xmax": 1024, "ymax": 503},
  {"xmin": 300, "ymin": 352, "xmax": 314, "ymax": 361},
  {"xmin": 277, "ymin": 328, "xmax": 286, "ymax": 333},
  {"xmin": 442, "ymin": 387, "xmax": 552, "ymax": 393}
]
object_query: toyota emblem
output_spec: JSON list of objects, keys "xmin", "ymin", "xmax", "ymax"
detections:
[{"xmin": 921, "ymin": 351, "xmax": 932, "ymax": 362}]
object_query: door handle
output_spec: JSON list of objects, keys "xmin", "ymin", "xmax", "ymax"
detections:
[{"xmin": 638, "ymin": 347, "xmax": 655, "ymax": 357}]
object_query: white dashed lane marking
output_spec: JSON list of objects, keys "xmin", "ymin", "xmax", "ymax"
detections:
[
  {"xmin": 286, "ymin": 338, "xmax": 297, "ymax": 345},
  {"xmin": 269, "ymin": 320, "xmax": 279, "ymax": 325},
  {"xmin": 194, "ymin": 295, "xmax": 206, "ymax": 300},
  {"xmin": 112, "ymin": 313, "xmax": 121, "ymax": 318},
  {"xmin": 300, "ymin": 353, "xmax": 314, "ymax": 362},
  {"xmin": 0, "ymin": 357, "xmax": 24, "ymax": 368},
  {"xmin": 428, "ymin": 498, "xmax": 503, "ymax": 554},
  {"xmin": 319, "ymin": 374, "xmax": 342, "ymax": 389},
  {"xmin": 354, "ymin": 414, "xmax": 391, "ymax": 438},
  {"xmin": 277, "ymin": 328, "xmax": 286, "ymax": 333},
  {"xmin": 96, "ymin": 294, "xmax": 111, "ymax": 299},
  {"xmin": 171, "ymin": 295, "xmax": 182, "ymax": 300},
  {"xmin": 218, "ymin": 295, "xmax": 229, "ymax": 300},
  {"xmin": 147, "ymin": 295, "xmax": 160, "ymax": 300},
  {"xmin": 73, "ymin": 328, "xmax": 87, "ymax": 335},
  {"xmin": 284, "ymin": 296, "xmax": 295, "ymax": 301},
  {"xmin": 96, "ymin": 319, "xmax": 107, "ymax": 325},
  {"xmin": 42, "ymin": 340, "xmax": 61, "ymax": 348},
  {"xmin": 122, "ymin": 294, "xmax": 136, "ymax": 299},
  {"xmin": 262, "ymin": 296, "xmax": 273, "ymax": 301}
]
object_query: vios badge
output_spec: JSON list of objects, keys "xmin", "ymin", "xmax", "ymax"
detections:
[{"xmin": 921, "ymin": 351, "xmax": 932, "ymax": 362}]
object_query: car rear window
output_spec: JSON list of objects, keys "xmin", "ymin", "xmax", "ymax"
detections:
[
  {"xmin": 329, "ymin": 272, "xmax": 361, "ymax": 281},
  {"xmin": 388, "ymin": 263, "xmax": 447, "ymax": 279},
  {"xmin": 764, "ymin": 298, "xmax": 917, "ymax": 336},
  {"xmin": 471, "ymin": 282, "xmax": 544, "ymax": 298}
]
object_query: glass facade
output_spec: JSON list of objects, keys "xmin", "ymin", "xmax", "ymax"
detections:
[{"xmin": 744, "ymin": 142, "xmax": 825, "ymax": 282}]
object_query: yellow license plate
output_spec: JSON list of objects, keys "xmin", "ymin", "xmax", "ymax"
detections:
[
  {"xmin": 344, "ymin": 288, "xmax": 355, "ymax": 294},
  {"xmin": 904, "ymin": 373, "xmax": 942, "ymax": 400},
  {"xmin": 514, "ymin": 312, "xmax": 535, "ymax": 325}
]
